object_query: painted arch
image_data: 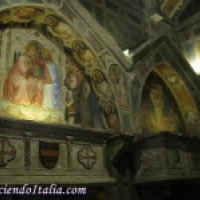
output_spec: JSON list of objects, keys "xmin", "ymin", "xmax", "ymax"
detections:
[
  {"xmin": 131, "ymin": 61, "xmax": 200, "ymax": 136},
  {"xmin": 0, "ymin": 1, "xmax": 131, "ymax": 134}
]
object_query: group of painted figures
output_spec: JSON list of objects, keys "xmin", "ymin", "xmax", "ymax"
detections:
[
  {"xmin": 3, "ymin": 44, "xmax": 61, "ymax": 109},
  {"xmin": 0, "ymin": 6, "xmax": 126, "ymax": 133},
  {"xmin": 2, "ymin": 42, "xmax": 120, "ymax": 132},
  {"xmin": 64, "ymin": 54, "xmax": 120, "ymax": 131}
]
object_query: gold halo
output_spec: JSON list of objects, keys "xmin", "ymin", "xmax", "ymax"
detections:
[
  {"xmin": 73, "ymin": 40, "xmax": 85, "ymax": 52},
  {"xmin": 105, "ymin": 103, "xmax": 115, "ymax": 114},
  {"xmin": 44, "ymin": 15, "xmax": 58, "ymax": 26},
  {"xmin": 25, "ymin": 44, "xmax": 36, "ymax": 52},
  {"xmin": 93, "ymin": 71, "xmax": 103, "ymax": 82},
  {"xmin": 42, "ymin": 48, "xmax": 52, "ymax": 59}
]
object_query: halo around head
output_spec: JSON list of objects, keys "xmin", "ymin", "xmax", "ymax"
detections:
[
  {"xmin": 42, "ymin": 48, "xmax": 52, "ymax": 59},
  {"xmin": 93, "ymin": 70, "xmax": 103, "ymax": 82},
  {"xmin": 25, "ymin": 44, "xmax": 36, "ymax": 52},
  {"xmin": 105, "ymin": 102, "xmax": 115, "ymax": 114},
  {"xmin": 45, "ymin": 15, "xmax": 58, "ymax": 26},
  {"xmin": 73, "ymin": 40, "xmax": 85, "ymax": 52}
]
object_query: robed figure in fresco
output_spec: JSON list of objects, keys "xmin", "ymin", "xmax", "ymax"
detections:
[
  {"xmin": 35, "ymin": 48, "xmax": 61, "ymax": 109},
  {"xmin": 3, "ymin": 45, "xmax": 36, "ymax": 105},
  {"xmin": 64, "ymin": 64, "xmax": 92, "ymax": 128}
]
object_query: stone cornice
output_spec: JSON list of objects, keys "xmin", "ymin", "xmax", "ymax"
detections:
[{"xmin": 0, "ymin": 117, "xmax": 112, "ymax": 143}]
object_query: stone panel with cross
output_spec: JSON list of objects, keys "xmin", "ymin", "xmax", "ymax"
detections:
[
  {"xmin": 0, "ymin": 137, "xmax": 16, "ymax": 167},
  {"xmin": 141, "ymin": 148, "xmax": 162, "ymax": 173},
  {"xmin": 78, "ymin": 145, "xmax": 97, "ymax": 169}
]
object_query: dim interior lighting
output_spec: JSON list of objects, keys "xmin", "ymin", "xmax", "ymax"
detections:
[
  {"xmin": 190, "ymin": 60, "xmax": 200, "ymax": 75},
  {"xmin": 123, "ymin": 49, "xmax": 129, "ymax": 56}
]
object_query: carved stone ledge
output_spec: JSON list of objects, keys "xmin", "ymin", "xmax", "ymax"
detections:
[
  {"xmin": 0, "ymin": 117, "xmax": 112, "ymax": 142},
  {"xmin": 133, "ymin": 132, "xmax": 200, "ymax": 184},
  {"xmin": 0, "ymin": 175, "xmax": 116, "ymax": 185}
]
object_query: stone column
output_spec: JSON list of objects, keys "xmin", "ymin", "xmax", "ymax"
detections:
[{"xmin": 23, "ymin": 132, "xmax": 32, "ymax": 170}]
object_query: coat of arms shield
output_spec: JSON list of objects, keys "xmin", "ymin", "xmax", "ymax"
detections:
[{"xmin": 39, "ymin": 141, "xmax": 59, "ymax": 169}]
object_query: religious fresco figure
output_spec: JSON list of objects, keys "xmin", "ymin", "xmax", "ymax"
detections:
[
  {"xmin": 73, "ymin": 41, "xmax": 99, "ymax": 68},
  {"xmin": 109, "ymin": 64, "xmax": 128, "ymax": 105},
  {"xmin": 164, "ymin": 70, "xmax": 180, "ymax": 86},
  {"xmin": 131, "ymin": 73, "xmax": 141, "ymax": 89},
  {"xmin": 104, "ymin": 102, "xmax": 120, "ymax": 133},
  {"xmin": 65, "ymin": 68, "xmax": 92, "ymax": 128},
  {"xmin": 35, "ymin": 48, "xmax": 61, "ymax": 109},
  {"xmin": 14, "ymin": 7, "xmax": 36, "ymax": 20},
  {"xmin": 3, "ymin": 45, "xmax": 36, "ymax": 105},
  {"xmin": 64, "ymin": 56, "xmax": 81, "ymax": 124},
  {"xmin": 141, "ymin": 71, "xmax": 186, "ymax": 134},
  {"xmin": 78, "ymin": 75, "xmax": 92, "ymax": 128},
  {"xmin": 167, "ymin": 108, "xmax": 181, "ymax": 132},
  {"xmin": 46, "ymin": 16, "xmax": 73, "ymax": 46},
  {"xmin": 149, "ymin": 83, "xmax": 164, "ymax": 131},
  {"xmin": 92, "ymin": 70, "xmax": 112, "ymax": 100},
  {"xmin": 0, "ymin": 12, "xmax": 9, "ymax": 24},
  {"xmin": 12, "ymin": 7, "xmax": 43, "ymax": 23},
  {"xmin": 65, "ymin": 90, "xmax": 75, "ymax": 125},
  {"xmin": 115, "ymin": 73, "xmax": 128, "ymax": 104}
]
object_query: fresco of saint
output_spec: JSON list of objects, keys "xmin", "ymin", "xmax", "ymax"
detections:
[
  {"xmin": 92, "ymin": 71, "xmax": 111, "ymax": 99},
  {"xmin": 141, "ymin": 71, "xmax": 186, "ymax": 134},
  {"xmin": 73, "ymin": 41, "xmax": 98, "ymax": 68},
  {"xmin": 105, "ymin": 102, "xmax": 120, "ymax": 133},
  {"xmin": 115, "ymin": 73, "xmax": 128, "ymax": 104},
  {"xmin": 149, "ymin": 83, "xmax": 164, "ymax": 129},
  {"xmin": 46, "ymin": 17, "xmax": 73, "ymax": 46},
  {"xmin": 65, "ymin": 68, "xmax": 92, "ymax": 128},
  {"xmin": 35, "ymin": 48, "xmax": 61, "ymax": 109},
  {"xmin": 3, "ymin": 45, "xmax": 36, "ymax": 105}
]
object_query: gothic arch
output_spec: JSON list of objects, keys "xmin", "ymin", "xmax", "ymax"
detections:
[
  {"xmin": 139, "ymin": 63, "xmax": 200, "ymax": 136},
  {"xmin": 0, "ymin": 2, "xmax": 129, "ymax": 134}
]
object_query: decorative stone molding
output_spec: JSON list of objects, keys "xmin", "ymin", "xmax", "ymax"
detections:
[
  {"xmin": 23, "ymin": 132, "xmax": 32, "ymax": 169},
  {"xmin": 0, "ymin": 137, "xmax": 16, "ymax": 167},
  {"xmin": 0, "ymin": 117, "xmax": 112, "ymax": 142},
  {"xmin": 78, "ymin": 145, "xmax": 97, "ymax": 169},
  {"xmin": 133, "ymin": 132, "xmax": 200, "ymax": 184},
  {"xmin": 66, "ymin": 136, "xmax": 74, "ymax": 169}
]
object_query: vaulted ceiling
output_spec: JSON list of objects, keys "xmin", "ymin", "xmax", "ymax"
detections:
[{"xmin": 79, "ymin": 0, "xmax": 198, "ymax": 51}]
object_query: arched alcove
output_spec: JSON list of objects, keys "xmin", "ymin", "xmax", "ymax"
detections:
[
  {"xmin": 140, "ymin": 63, "xmax": 200, "ymax": 136},
  {"xmin": 0, "ymin": 4, "xmax": 127, "ymax": 134}
]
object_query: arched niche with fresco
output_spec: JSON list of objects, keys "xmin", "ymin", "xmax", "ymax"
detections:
[
  {"xmin": 0, "ymin": 5, "xmax": 122, "ymax": 134},
  {"xmin": 140, "ymin": 63, "xmax": 200, "ymax": 136}
]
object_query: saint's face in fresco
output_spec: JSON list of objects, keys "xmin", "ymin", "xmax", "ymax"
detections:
[
  {"xmin": 94, "ymin": 72, "xmax": 103, "ymax": 84},
  {"xmin": 65, "ymin": 72, "xmax": 79, "ymax": 90},
  {"xmin": 26, "ymin": 49, "xmax": 36, "ymax": 59}
]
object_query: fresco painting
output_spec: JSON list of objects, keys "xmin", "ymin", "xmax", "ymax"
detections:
[
  {"xmin": 109, "ymin": 64, "xmax": 129, "ymax": 106},
  {"xmin": 154, "ymin": 64, "xmax": 200, "ymax": 136},
  {"xmin": 0, "ymin": 5, "xmax": 122, "ymax": 133},
  {"xmin": 60, "ymin": 2, "xmax": 77, "ymax": 22},
  {"xmin": 103, "ymin": 101, "xmax": 120, "ymax": 133},
  {"xmin": 65, "ymin": 64, "xmax": 92, "ymax": 128},
  {"xmin": 84, "ymin": 31, "xmax": 105, "ymax": 54},
  {"xmin": 72, "ymin": 40, "xmax": 100, "ymax": 70},
  {"xmin": 141, "ymin": 70, "xmax": 186, "ymax": 135}
]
